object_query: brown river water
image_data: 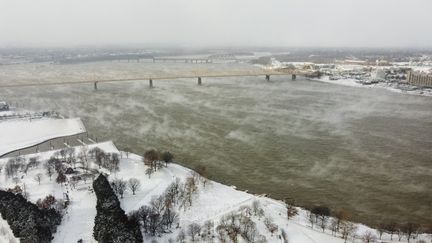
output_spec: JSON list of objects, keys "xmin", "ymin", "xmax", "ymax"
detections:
[{"xmin": 1, "ymin": 62, "xmax": 431, "ymax": 226}]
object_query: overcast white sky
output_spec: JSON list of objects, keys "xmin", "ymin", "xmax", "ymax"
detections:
[{"xmin": 1, "ymin": 0, "xmax": 431, "ymax": 48}]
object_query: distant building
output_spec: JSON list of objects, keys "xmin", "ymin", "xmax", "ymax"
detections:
[
  {"xmin": 0, "ymin": 101, "xmax": 9, "ymax": 111},
  {"xmin": 407, "ymin": 72, "xmax": 432, "ymax": 87},
  {"xmin": 376, "ymin": 59, "xmax": 390, "ymax": 66},
  {"xmin": 371, "ymin": 68, "xmax": 386, "ymax": 80},
  {"xmin": 341, "ymin": 59, "xmax": 367, "ymax": 65}
]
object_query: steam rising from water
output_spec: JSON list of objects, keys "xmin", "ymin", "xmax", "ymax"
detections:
[{"xmin": 1, "ymin": 63, "xmax": 432, "ymax": 225}]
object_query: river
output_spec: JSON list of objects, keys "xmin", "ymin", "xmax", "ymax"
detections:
[{"xmin": 1, "ymin": 62, "xmax": 431, "ymax": 226}]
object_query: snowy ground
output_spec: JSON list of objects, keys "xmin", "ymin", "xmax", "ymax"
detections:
[
  {"xmin": 0, "ymin": 117, "xmax": 86, "ymax": 156},
  {"xmin": 1, "ymin": 145, "xmax": 430, "ymax": 242},
  {"xmin": 0, "ymin": 216, "xmax": 19, "ymax": 243}
]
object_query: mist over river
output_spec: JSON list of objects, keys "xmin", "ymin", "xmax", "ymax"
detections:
[{"xmin": 1, "ymin": 63, "xmax": 431, "ymax": 226}]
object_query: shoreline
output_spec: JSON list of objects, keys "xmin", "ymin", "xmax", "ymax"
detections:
[{"xmin": 310, "ymin": 76, "xmax": 432, "ymax": 97}]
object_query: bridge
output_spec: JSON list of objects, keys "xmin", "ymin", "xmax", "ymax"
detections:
[
  {"xmin": 152, "ymin": 57, "xmax": 212, "ymax": 64},
  {"xmin": 0, "ymin": 69, "xmax": 319, "ymax": 90}
]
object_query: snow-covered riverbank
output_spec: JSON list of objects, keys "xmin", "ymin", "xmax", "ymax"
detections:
[
  {"xmin": 313, "ymin": 76, "xmax": 432, "ymax": 97},
  {"xmin": 0, "ymin": 110, "xmax": 430, "ymax": 242}
]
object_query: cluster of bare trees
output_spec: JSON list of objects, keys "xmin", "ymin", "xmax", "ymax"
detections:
[
  {"xmin": 34, "ymin": 147, "xmax": 120, "ymax": 188},
  {"xmin": 128, "ymin": 172, "xmax": 206, "ymax": 240},
  {"xmin": 2, "ymin": 157, "xmax": 42, "ymax": 191},
  {"xmin": 88, "ymin": 147, "xmax": 120, "ymax": 172},
  {"xmin": 375, "ymin": 221, "xmax": 425, "ymax": 243},
  {"xmin": 192, "ymin": 200, "xmax": 284, "ymax": 243},
  {"xmin": 110, "ymin": 178, "xmax": 141, "ymax": 198},
  {"xmin": 143, "ymin": 149, "xmax": 174, "ymax": 178},
  {"xmin": 307, "ymin": 206, "xmax": 357, "ymax": 242},
  {"xmin": 215, "ymin": 203, "xmax": 269, "ymax": 243},
  {"xmin": 129, "ymin": 189, "xmax": 180, "ymax": 236},
  {"xmin": 304, "ymin": 205, "xmax": 427, "ymax": 243}
]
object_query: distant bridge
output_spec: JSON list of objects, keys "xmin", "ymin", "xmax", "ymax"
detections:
[
  {"xmin": 0, "ymin": 69, "xmax": 319, "ymax": 90},
  {"xmin": 152, "ymin": 57, "xmax": 212, "ymax": 64}
]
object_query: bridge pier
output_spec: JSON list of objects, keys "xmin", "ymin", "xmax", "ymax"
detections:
[
  {"xmin": 265, "ymin": 75, "xmax": 270, "ymax": 81},
  {"xmin": 149, "ymin": 79, "xmax": 153, "ymax": 88},
  {"xmin": 94, "ymin": 81, "xmax": 98, "ymax": 91},
  {"xmin": 292, "ymin": 74, "xmax": 296, "ymax": 80},
  {"xmin": 198, "ymin": 77, "xmax": 202, "ymax": 85}
]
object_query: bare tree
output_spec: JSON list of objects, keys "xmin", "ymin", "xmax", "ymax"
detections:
[
  {"xmin": 123, "ymin": 147, "xmax": 131, "ymax": 158},
  {"xmin": 56, "ymin": 171, "xmax": 66, "ymax": 185},
  {"xmin": 384, "ymin": 222, "xmax": 397, "ymax": 241},
  {"xmin": 108, "ymin": 153, "xmax": 120, "ymax": 172},
  {"xmin": 286, "ymin": 204, "xmax": 298, "ymax": 220},
  {"xmin": 340, "ymin": 221, "xmax": 357, "ymax": 243},
  {"xmin": 66, "ymin": 147, "xmax": 76, "ymax": 166},
  {"xmin": 397, "ymin": 225, "xmax": 404, "ymax": 241},
  {"xmin": 329, "ymin": 218, "xmax": 339, "ymax": 236},
  {"xmin": 45, "ymin": 163, "xmax": 54, "ymax": 181},
  {"xmin": 264, "ymin": 217, "xmax": 278, "ymax": 236},
  {"xmin": 111, "ymin": 179, "xmax": 127, "ymax": 198},
  {"xmin": 146, "ymin": 167, "xmax": 153, "ymax": 178},
  {"xmin": 334, "ymin": 209, "xmax": 351, "ymax": 232},
  {"xmin": 403, "ymin": 223, "xmax": 420, "ymax": 243},
  {"xmin": 194, "ymin": 165, "xmax": 210, "ymax": 188},
  {"xmin": 252, "ymin": 200, "xmax": 261, "ymax": 216},
  {"xmin": 25, "ymin": 157, "xmax": 40, "ymax": 174},
  {"xmin": 182, "ymin": 176, "xmax": 197, "ymax": 209},
  {"xmin": 5, "ymin": 157, "xmax": 24, "ymax": 178},
  {"xmin": 59, "ymin": 148, "xmax": 67, "ymax": 162},
  {"xmin": 128, "ymin": 178, "xmax": 141, "ymax": 195},
  {"xmin": 144, "ymin": 149, "xmax": 160, "ymax": 171},
  {"xmin": 34, "ymin": 173, "xmax": 43, "ymax": 185},
  {"xmin": 311, "ymin": 206, "xmax": 330, "ymax": 232},
  {"xmin": 307, "ymin": 211, "xmax": 315, "ymax": 228},
  {"xmin": 240, "ymin": 216, "xmax": 258, "ymax": 242},
  {"xmin": 177, "ymin": 229, "xmax": 186, "ymax": 243},
  {"xmin": 202, "ymin": 220, "xmax": 215, "ymax": 241},
  {"xmin": 188, "ymin": 223, "xmax": 202, "ymax": 242},
  {"xmin": 361, "ymin": 231, "xmax": 377, "ymax": 243},
  {"xmin": 376, "ymin": 222, "xmax": 386, "ymax": 240},
  {"xmin": 161, "ymin": 151, "xmax": 174, "ymax": 167}
]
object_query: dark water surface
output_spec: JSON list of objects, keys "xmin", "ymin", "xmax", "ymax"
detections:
[{"xmin": 2, "ymin": 75, "xmax": 432, "ymax": 226}]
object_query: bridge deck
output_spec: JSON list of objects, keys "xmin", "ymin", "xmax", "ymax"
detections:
[{"xmin": 0, "ymin": 71, "xmax": 300, "ymax": 88}]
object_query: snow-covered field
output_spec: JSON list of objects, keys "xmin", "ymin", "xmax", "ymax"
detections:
[{"xmin": 0, "ymin": 117, "xmax": 86, "ymax": 156}]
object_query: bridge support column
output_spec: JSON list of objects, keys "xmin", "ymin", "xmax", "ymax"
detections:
[
  {"xmin": 292, "ymin": 74, "xmax": 297, "ymax": 80},
  {"xmin": 149, "ymin": 79, "xmax": 153, "ymax": 88},
  {"xmin": 265, "ymin": 75, "xmax": 270, "ymax": 81},
  {"xmin": 198, "ymin": 77, "xmax": 202, "ymax": 85},
  {"xmin": 94, "ymin": 81, "xmax": 98, "ymax": 91}
]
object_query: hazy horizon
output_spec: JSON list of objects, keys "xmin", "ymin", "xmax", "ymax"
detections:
[{"xmin": 1, "ymin": 0, "xmax": 432, "ymax": 49}]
